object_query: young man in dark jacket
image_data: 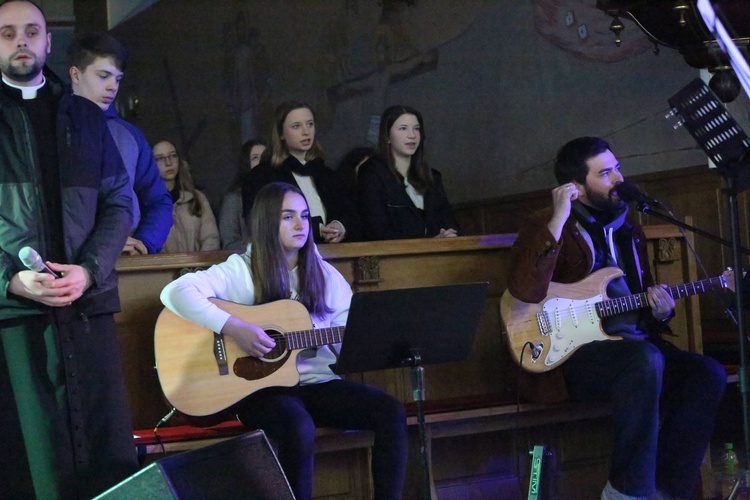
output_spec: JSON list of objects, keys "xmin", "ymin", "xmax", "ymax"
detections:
[
  {"xmin": 68, "ymin": 31, "xmax": 172, "ymax": 255},
  {"xmin": 0, "ymin": 1, "xmax": 138, "ymax": 497},
  {"xmin": 506, "ymin": 136, "xmax": 727, "ymax": 499}
]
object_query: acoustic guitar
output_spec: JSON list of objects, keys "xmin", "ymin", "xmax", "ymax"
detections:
[
  {"xmin": 501, "ymin": 266, "xmax": 734, "ymax": 373},
  {"xmin": 154, "ymin": 298, "xmax": 343, "ymax": 417}
]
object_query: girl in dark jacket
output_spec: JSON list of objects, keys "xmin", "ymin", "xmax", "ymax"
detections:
[
  {"xmin": 242, "ymin": 101, "xmax": 360, "ymax": 243},
  {"xmin": 357, "ymin": 105, "xmax": 459, "ymax": 240}
]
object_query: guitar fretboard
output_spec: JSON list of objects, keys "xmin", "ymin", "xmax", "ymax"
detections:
[
  {"xmin": 286, "ymin": 326, "xmax": 345, "ymax": 350},
  {"xmin": 595, "ymin": 275, "xmax": 728, "ymax": 318}
]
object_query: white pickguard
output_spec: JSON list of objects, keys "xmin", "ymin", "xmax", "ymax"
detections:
[{"xmin": 540, "ymin": 295, "xmax": 607, "ymax": 367}]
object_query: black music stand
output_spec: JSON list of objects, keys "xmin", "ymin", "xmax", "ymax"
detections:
[
  {"xmin": 333, "ymin": 282, "xmax": 489, "ymax": 500},
  {"xmin": 668, "ymin": 78, "xmax": 750, "ymax": 482}
]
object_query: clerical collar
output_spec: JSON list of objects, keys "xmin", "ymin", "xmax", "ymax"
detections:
[{"xmin": 2, "ymin": 75, "xmax": 46, "ymax": 99}]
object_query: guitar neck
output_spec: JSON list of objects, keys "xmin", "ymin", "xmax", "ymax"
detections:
[
  {"xmin": 286, "ymin": 326, "xmax": 345, "ymax": 350},
  {"xmin": 597, "ymin": 275, "xmax": 728, "ymax": 318}
]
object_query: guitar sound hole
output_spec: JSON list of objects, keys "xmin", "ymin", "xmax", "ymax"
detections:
[{"xmin": 260, "ymin": 332, "xmax": 288, "ymax": 363}]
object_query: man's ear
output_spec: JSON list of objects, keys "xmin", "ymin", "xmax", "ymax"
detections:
[
  {"xmin": 69, "ymin": 66, "xmax": 79, "ymax": 84},
  {"xmin": 572, "ymin": 180, "xmax": 589, "ymax": 203}
]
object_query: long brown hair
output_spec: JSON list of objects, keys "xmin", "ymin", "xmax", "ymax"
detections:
[
  {"xmin": 230, "ymin": 139, "xmax": 266, "ymax": 190},
  {"xmin": 248, "ymin": 182, "xmax": 331, "ymax": 316},
  {"xmin": 155, "ymin": 140, "xmax": 205, "ymax": 218},
  {"xmin": 269, "ymin": 101, "xmax": 325, "ymax": 167},
  {"xmin": 377, "ymin": 105, "xmax": 433, "ymax": 193}
]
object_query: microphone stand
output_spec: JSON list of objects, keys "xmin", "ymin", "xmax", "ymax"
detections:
[
  {"xmin": 634, "ymin": 202, "xmax": 750, "ymax": 257},
  {"xmin": 723, "ymin": 175, "xmax": 750, "ymax": 497},
  {"xmin": 635, "ymin": 190, "xmax": 750, "ymax": 495},
  {"xmin": 670, "ymin": 2, "xmax": 750, "ymax": 490}
]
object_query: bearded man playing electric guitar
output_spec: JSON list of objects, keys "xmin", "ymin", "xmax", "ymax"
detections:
[{"xmin": 506, "ymin": 136, "xmax": 727, "ymax": 500}]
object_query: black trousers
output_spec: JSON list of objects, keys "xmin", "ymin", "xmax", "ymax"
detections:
[
  {"xmin": 0, "ymin": 312, "xmax": 137, "ymax": 499},
  {"xmin": 563, "ymin": 337, "xmax": 727, "ymax": 497},
  {"xmin": 236, "ymin": 378, "xmax": 409, "ymax": 500}
]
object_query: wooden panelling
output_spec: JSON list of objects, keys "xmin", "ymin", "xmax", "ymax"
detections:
[{"xmin": 454, "ymin": 165, "xmax": 739, "ymax": 360}]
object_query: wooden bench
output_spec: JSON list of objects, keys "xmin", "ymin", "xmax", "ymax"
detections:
[
  {"xmin": 131, "ymin": 392, "xmax": 616, "ymax": 499},
  {"xmin": 116, "ymin": 228, "xmax": 701, "ymax": 498},
  {"xmin": 133, "ymin": 421, "xmax": 376, "ymax": 457},
  {"xmin": 132, "ymin": 394, "xmax": 611, "ymax": 458}
]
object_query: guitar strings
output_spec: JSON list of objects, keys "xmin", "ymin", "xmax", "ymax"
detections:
[
  {"xmin": 543, "ymin": 276, "xmax": 726, "ymax": 326},
  {"xmin": 260, "ymin": 329, "xmax": 336, "ymax": 357},
  {"xmin": 653, "ymin": 201, "xmax": 739, "ymax": 327}
]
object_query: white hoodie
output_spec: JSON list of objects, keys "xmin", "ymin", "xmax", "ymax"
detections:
[{"xmin": 159, "ymin": 245, "xmax": 352, "ymax": 385}]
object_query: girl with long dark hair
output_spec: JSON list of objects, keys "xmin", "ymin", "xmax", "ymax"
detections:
[
  {"xmin": 357, "ymin": 105, "xmax": 459, "ymax": 240},
  {"xmin": 161, "ymin": 182, "xmax": 407, "ymax": 499},
  {"xmin": 219, "ymin": 139, "xmax": 267, "ymax": 250},
  {"xmin": 153, "ymin": 140, "xmax": 220, "ymax": 253}
]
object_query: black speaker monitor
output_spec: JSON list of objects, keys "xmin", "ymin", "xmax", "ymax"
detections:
[{"xmin": 96, "ymin": 430, "xmax": 294, "ymax": 499}]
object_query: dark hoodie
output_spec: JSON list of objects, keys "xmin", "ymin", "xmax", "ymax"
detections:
[{"xmin": 571, "ymin": 201, "xmax": 645, "ymax": 339}]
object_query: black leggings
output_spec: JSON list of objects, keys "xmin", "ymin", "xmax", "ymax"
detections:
[{"xmin": 236, "ymin": 379, "xmax": 408, "ymax": 500}]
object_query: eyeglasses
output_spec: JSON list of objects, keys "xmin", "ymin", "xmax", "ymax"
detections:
[{"xmin": 154, "ymin": 152, "xmax": 178, "ymax": 164}]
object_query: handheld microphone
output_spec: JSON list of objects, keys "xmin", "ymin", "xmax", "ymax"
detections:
[
  {"xmin": 614, "ymin": 181, "xmax": 661, "ymax": 206},
  {"xmin": 18, "ymin": 246, "xmax": 59, "ymax": 278}
]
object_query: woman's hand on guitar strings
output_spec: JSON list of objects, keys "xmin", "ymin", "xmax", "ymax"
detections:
[{"xmin": 221, "ymin": 316, "xmax": 276, "ymax": 357}]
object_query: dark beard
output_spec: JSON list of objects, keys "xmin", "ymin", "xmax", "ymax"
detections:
[
  {"xmin": 584, "ymin": 184, "xmax": 625, "ymax": 212},
  {"xmin": 0, "ymin": 55, "xmax": 44, "ymax": 83}
]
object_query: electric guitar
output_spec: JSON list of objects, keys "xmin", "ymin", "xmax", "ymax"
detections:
[
  {"xmin": 154, "ymin": 299, "xmax": 343, "ymax": 417},
  {"xmin": 501, "ymin": 266, "xmax": 734, "ymax": 373}
]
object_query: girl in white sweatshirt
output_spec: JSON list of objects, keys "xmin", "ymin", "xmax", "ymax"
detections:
[{"xmin": 160, "ymin": 182, "xmax": 407, "ymax": 500}]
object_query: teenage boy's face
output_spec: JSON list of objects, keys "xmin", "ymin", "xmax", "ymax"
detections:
[{"xmin": 70, "ymin": 56, "xmax": 123, "ymax": 111}]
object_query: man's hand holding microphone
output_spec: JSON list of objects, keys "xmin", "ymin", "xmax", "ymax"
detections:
[{"xmin": 8, "ymin": 246, "xmax": 92, "ymax": 307}]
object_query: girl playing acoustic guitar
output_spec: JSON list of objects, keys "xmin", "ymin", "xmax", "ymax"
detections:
[{"xmin": 160, "ymin": 182, "xmax": 407, "ymax": 499}]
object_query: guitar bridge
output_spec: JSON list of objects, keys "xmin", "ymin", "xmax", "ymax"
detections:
[
  {"xmin": 213, "ymin": 331, "xmax": 229, "ymax": 376},
  {"xmin": 537, "ymin": 311, "xmax": 552, "ymax": 336}
]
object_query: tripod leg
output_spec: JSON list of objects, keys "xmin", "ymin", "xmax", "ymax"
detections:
[{"xmin": 412, "ymin": 364, "xmax": 433, "ymax": 499}]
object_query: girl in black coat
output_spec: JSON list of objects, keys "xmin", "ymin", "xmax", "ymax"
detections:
[
  {"xmin": 357, "ymin": 105, "xmax": 459, "ymax": 240},
  {"xmin": 242, "ymin": 101, "xmax": 360, "ymax": 243}
]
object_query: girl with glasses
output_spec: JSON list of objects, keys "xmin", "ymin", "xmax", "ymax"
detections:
[{"xmin": 153, "ymin": 140, "xmax": 220, "ymax": 253}]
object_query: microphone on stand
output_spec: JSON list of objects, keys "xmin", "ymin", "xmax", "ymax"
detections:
[
  {"xmin": 615, "ymin": 181, "xmax": 662, "ymax": 207},
  {"xmin": 18, "ymin": 246, "xmax": 60, "ymax": 278}
]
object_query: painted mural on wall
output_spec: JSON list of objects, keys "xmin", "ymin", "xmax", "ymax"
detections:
[
  {"xmin": 321, "ymin": 0, "xmax": 440, "ymax": 143},
  {"xmin": 223, "ymin": 10, "xmax": 273, "ymax": 144},
  {"xmin": 217, "ymin": 0, "xmax": 483, "ymax": 147},
  {"xmin": 532, "ymin": 0, "xmax": 653, "ymax": 62},
  {"xmin": 116, "ymin": 1, "xmax": 703, "ymax": 208}
]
